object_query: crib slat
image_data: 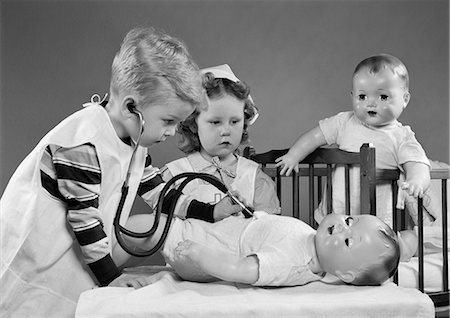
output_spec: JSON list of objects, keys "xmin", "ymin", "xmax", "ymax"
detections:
[
  {"xmin": 276, "ymin": 166, "xmax": 282, "ymax": 203},
  {"xmin": 293, "ymin": 172, "xmax": 299, "ymax": 219},
  {"xmin": 327, "ymin": 164, "xmax": 332, "ymax": 212},
  {"xmin": 309, "ymin": 165, "xmax": 315, "ymax": 226},
  {"xmin": 441, "ymin": 179, "xmax": 448, "ymax": 292},
  {"xmin": 360, "ymin": 144, "xmax": 376, "ymax": 215},
  {"xmin": 392, "ymin": 180, "xmax": 399, "ymax": 285},
  {"xmin": 418, "ymin": 197, "xmax": 424, "ymax": 292},
  {"xmin": 344, "ymin": 164, "xmax": 350, "ymax": 215}
]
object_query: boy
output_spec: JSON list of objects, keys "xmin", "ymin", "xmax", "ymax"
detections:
[
  {"xmin": 112, "ymin": 212, "xmax": 401, "ymax": 287},
  {"xmin": 0, "ymin": 27, "xmax": 240, "ymax": 317},
  {"xmin": 275, "ymin": 54, "xmax": 430, "ymax": 225}
]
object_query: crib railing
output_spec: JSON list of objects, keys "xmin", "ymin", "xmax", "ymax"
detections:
[
  {"xmin": 244, "ymin": 143, "xmax": 376, "ymax": 226},
  {"xmin": 244, "ymin": 144, "xmax": 449, "ymax": 309}
]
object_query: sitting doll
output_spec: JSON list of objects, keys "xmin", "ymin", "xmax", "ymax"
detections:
[
  {"xmin": 112, "ymin": 212, "xmax": 403, "ymax": 287},
  {"xmin": 275, "ymin": 54, "xmax": 430, "ymax": 226}
]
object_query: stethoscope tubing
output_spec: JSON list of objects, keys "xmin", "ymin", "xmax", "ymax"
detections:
[{"xmin": 114, "ymin": 172, "xmax": 240, "ymax": 257}]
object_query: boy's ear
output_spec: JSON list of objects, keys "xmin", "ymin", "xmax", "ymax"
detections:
[
  {"xmin": 120, "ymin": 95, "xmax": 139, "ymax": 116},
  {"xmin": 335, "ymin": 270, "xmax": 356, "ymax": 283}
]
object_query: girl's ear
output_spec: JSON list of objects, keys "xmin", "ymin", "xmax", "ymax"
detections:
[
  {"xmin": 188, "ymin": 122, "xmax": 198, "ymax": 134},
  {"xmin": 335, "ymin": 270, "xmax": 356, "ymax": 283}
]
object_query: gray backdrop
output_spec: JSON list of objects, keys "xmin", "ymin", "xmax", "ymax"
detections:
[{"xmin": 2, "ymin": 0, "xmax": 449, "ymax": 218}]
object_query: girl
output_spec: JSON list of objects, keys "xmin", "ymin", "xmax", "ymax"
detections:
[{"xmin": 161, "ymin": 64, "xmax": 280, "ymax": 221}]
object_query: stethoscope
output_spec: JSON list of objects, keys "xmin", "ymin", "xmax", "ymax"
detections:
[{"xmin": 112, "ymin": 103, "xmax": 254, "ymax": 257}]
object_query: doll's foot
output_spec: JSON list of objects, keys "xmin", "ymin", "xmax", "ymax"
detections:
[
  {"xmin": 175, "ymin": 239, "xmax": 201, "ymax": 261},
  {"xmin": 171, "ymin": 240, "xmax": 216, "ymax": 282}
]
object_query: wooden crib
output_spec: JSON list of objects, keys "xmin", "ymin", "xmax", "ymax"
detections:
[{"xmin": 244, "ymin": 143, "xmax": 449, "ymax": 314}]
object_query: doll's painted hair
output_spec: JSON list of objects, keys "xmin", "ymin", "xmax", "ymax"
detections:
[
  {"xmin": 353, "ymin": 53, "xmax": 409, "ymax": 90},
  {"xmin": 110, "ymin": 27, "xmax": 204, "ymax": 108},
  {"xmin": 351, "ymin": 222, "xmax": 400, "ymax": 286},
  {"xmin": 176, "ymin": 72, "xmax": 257, "ymax": 154}
]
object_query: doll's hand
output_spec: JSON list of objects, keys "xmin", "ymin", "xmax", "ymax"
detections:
[
  {"xmin": 214, "ymin": 194, "xmax": 243, "ymax": 221},
  {"xmin": 401, "ymin": 181, "xmax": 425, "ymax": 198},
  {"xmin": 108, "ymin": 272, "xmax": 157, "ymax": 289},
  {"xmin": 275, "ymin": 154, "xmax": 299, "ymax": 176}
]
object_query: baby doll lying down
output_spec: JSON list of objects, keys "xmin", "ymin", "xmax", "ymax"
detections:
[{"xmin": 112, "ymin": 212, "xmax": 405, "ymax": 288}]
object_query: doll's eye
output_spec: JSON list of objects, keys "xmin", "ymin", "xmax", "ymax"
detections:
[
  {"xmin": 380, "ymin": 95, "xmax": 389, "ymax": 101},
  {"xmin": 358, "ymin": 94, "xmax": 367, "ymax": 101},
  {"xmin": 328, "ymin": 225, "xmax": 334, "ymax": 234},
  {"xmin": 345, "ymin": 217, "xmax": 354, "ymax": 226},
  {"xmin": 345, "ymin": 238, "xmax": 353, "ymax": 247}
]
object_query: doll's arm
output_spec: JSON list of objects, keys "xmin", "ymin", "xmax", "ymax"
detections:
[
  {"xmin": 398, "ymin": 229, "xmax": 418, "ymax": 262},
  {"xmin": 275, "ymin": 126, "xmax": 327, "ymax": 176},
  {"xmin": 401, "ymin": 162, "xmax": 431, "ymax": 198},
  {"xmin": 175, "ymin": 240, "xmax": 259, "ymax": 284}
]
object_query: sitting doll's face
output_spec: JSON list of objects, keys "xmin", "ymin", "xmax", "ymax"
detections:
[
  {"xmin": 315, "ymin": 214, "xmax": 391, "ymax": 283},
  {"xmin": 351, "ymin": 67, "xmax": 410, "ymax": 127}
]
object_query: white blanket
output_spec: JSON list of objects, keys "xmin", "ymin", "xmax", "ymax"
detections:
[
  {"xmin": 398, "ymin": 252, "xmax": 449, "ymax": 292},
  {"xmin": 76, "ymin": 266, "xmax": 434, "ymax": 318}
]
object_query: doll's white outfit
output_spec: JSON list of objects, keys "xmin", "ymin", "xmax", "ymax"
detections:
[
  {"xmin": 315, "ymin": 111, "xmax": 430, "ymax": 226},
  {"xmin": 163, "ymin": 212, "xmax": 322, "ymax": 286}
]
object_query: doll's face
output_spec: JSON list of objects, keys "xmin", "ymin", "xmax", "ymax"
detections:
[
  {"xmin": 196, "ymin": 94, "xmax": 245, "ymax": 160},
  {"xmin": 351, "ymin": 67, "xmax": 410, "ymax": 127},
  {"xmin": 315, "ymin": 214, "xmax": 390, "ymax": 282}
]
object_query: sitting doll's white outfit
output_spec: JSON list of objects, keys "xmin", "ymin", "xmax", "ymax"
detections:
[
  {"xmin": 163, "ymin": 212, "xmax": 323, "ymax": 286},
  {"xmin": 315, "ymin": 111, "xmax": 430, "ymax": 226},
  {"xmin": 163, "ymin": 152, "xmax": 280, "ymax": 215}
]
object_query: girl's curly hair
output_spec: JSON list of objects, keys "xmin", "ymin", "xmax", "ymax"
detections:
[{"xmin": 177, "ymin": 71, "xmax": 258, "ymax": 154}]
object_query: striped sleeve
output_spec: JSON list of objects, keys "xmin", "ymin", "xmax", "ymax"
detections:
[
  {"xmin": 139, "ymin": 155, "xmax": 215, "ymax": 222},
  {"xmin": 42, "ymin": 144, "xmax": 120, "ymax": 286}
]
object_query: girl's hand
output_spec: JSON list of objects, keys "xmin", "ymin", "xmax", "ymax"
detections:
[
  {"xmin": 214, "ymin": 195, "xmax": 243, "ymax": 221},
  {"xmin": 275, "ymin": 154, "xmax": 299, "ymax": 176}
]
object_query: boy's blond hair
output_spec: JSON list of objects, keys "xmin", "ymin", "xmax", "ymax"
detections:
[{"xmin": 110, "ymin": 27, "xmax": 204, "ymax": 107}]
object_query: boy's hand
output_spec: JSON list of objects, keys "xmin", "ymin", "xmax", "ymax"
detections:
[
  {"xmin": 213, "ymin": 195, "xmax": 243, "ymax": 221},
  {"xmin": 275, "ymin": 154, "xmax": 299, "ymax": 176}
]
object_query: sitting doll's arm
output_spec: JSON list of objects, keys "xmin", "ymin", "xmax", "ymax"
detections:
[
  {"xmin": 175, "ymin": 240, "xmax": 259, "ymax": 284},
  {"xmin": 275, "ymin": 126, "xmax": 327, "ymax": 176},
  {"xmin": 398, "ymin": 229, "xmax": 418, "ymax": 262},
  {"xmin": 401, "ymin": 162, "xmax": 431, "ymax": 198}
]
